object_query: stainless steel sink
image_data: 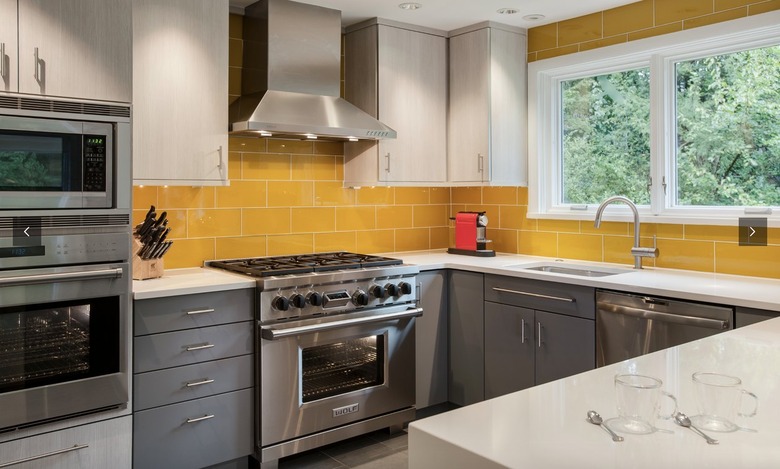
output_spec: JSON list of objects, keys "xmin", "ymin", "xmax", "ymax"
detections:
[{"xmin": 503, "ymin": 262, "xmax": 632, "ymax": 277}]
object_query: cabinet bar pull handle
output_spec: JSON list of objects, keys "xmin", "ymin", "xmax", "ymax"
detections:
[
  {"xmin": 185, "ymin": 378, "xmax": 215, "ymax": 387},
  {"xmin": 492, "ymin": 287, "xmax": 575, "ymax": 303},
  {"xmin": 184, "ymin": 343, "xmax": 215, "ymax": 351},
  {"xmin": 477, "ymin": 153, "xmax": 484, "ymax": 173},
  {"xmin": 185, "ymin": 414, "xmax": 215, "ymax": 424},
  {"xmin": 385, "ymin": 153, "xmax": 391, "ymax": 173},
  {"xmin": 186, "ymin": 308, "xmax": 215, "ymax": 316},
  {"xmin": 0, "ymin": 43, "xmax": 5, "ymax": 79},
  {"xmin": 217, "ymin": 145, "xmax": 224, "ymax": 170},
  {"xmin": 537, "ymin": 322, "xmax": 542, "ymax": 348},
  {"xmin": 520, "ymin": 318, "xmax": 526, "ymax": 344},
  {"xmin": 34, "ymin": 47, "xmax": 40, "ymax": 83},
  {"xmin": 0, "ymin": 444, "xmax": 89, "ymax": 468}
]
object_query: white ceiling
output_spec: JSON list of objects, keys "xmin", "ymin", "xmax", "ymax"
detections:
[{"xmin": 229, "ymin": 0, "xmax": 641, "ymax": 30}]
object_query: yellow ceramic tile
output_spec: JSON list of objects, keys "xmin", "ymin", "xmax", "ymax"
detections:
[
  {"xmin": 132, "ymin": 185, "xmax": 157, "ymax": 210},
  {"xmin": 377, "ymin": 206, "xmax": 413, "ymax": 229},
  {"xmin": 164, "ymin": 209, "xmax": 188, "ymax": 239},
  {"xmin": 228, "ymin": 67, "xmax": 242, "ymax": 98},
  {"xmin": 715, "ymin": 243, "xmax": 780, "ymax": 279},
  {"xmin": 242, "ymin": 154, "xmax": 290, "ymax": 180},
  {"xmin": 684, "ymin": 225, "xmax": 736, "ymax": 242},
  {"xmin": 356, "ymin": 230, "xmax": 395, "ymax": 254},
  {"xmin": 684, "ymin": 8, "xmax": 747, "ymax": 29},
  {"xmin": 430, "ymin": 227, "xmax": 449, "ymax": 249},
  {"xmin": 499, "ymin": 205, "xmax": 525, "ymax": 230},
  {"xmin": 336, "ymin": 207, "xmax": 376, "ymax": 231},
  {"xmin": 715, "ymin": 0, "xmax": 753, "ymax": 10},
  {"xmin": 290, "ymin": 207, "xmax": 336, "ymax": 233},
  {"xmin": 267, "ymin": 139, "xmax": 314, "ymax": 155},
  {"xmin": 356, "ymin": 187, "xmax": 394, "ymax": 205},
  {"xmin": 429, "ymin": 187, "xmax": 451, "ymax": 205},
  {"xmin": 292, "ymin": 155, "xmax": 338, "ymax": 181},
  {"xmin": 482, "ymin": 187, "xmax": 517, "ymax": 205},
  {"xmin": 227, "ymin": 152, "xmax": 241, "ymax": 180},
  {"xmin": 267, "ymin": 181, "xmax": 314, "ymax": 207},
  {"xmin": 748, "ymin": 0, "xmax": 780, "ymax": 15},
  {"xmin": 536, "ymin": 44, "xmax": 581, "ymax": 60},
  {"xmin": 604, "ymin": 235, "xmax": 640, "ymax": 266},
  {"xmin": 527, "ymin": 51, "xmax": 538, "ymax": 63},
  {"xmin": 491, "ymin": 229, "xmax": 518, "ymax": 254},
  {"xmin": 451, "ymin": 187, "xmax": 481, "ymax": 205},
  {"xmin": 639, "ymin": 223, "xmax": 684, "ymax": 239},
  {"xmin": 558, "ymin": 233, "xmax": 603, "ymax": 262},
  {"xmin": 604, "ymin": 0, "xmax": 654, "ymax": 36},
  {"xmin": 315, "ymin": 232, "xmax": 357, "ymax": 253},
  {"xmin": 579, "ymin": 34, "xmax": 628, "ymax": 52},
  {"xmin": 314, "ymin": 141, "xmax": 344, "ymax": 156},
  {"xmin": 395, "ymin": 228, "xmax": 430, "ymax": 252},
  {"xmin": 242, "ymin": 208, "xmax": 290, "ymax": 235},
  {"xmin": 267, "ymin": 234, "xmax": 314, "ymax": 256},
  {"xmin": 158, "ymin": 186, "xmax": 214, "ymax": 209},
  {"xmin": 527, "ymin": 23, "xmax": 558, "ymax": 52},
  {"xmin": 582, "ymin": 221, "xmax": 628, "ymax": 236},
  {"xmin": 537, "ymin": 219, "xmax": 580, "ymax": 233},
  {"xmin": 229, "ymin": 13, "xmax": 243, "ymax": 39},
  {"xmin": 518, "ymin": 230, "xmax": 558, "ymax": 257},
  {"xmin": 229, "ymin": 136, "xmax": 266, "ymax": 153},
  {"xmin": 187, "ymin": 209, "xmax": 241, "ymax": 238},
  {"xmin": 215, "ymin": 236, "xmax": 267, "ymax": 259},
  {"xmin": 228, "ymin": 38, "xmax": 242, "ymax": 67},
  {"xmin": 655, "ymin": 239, "xmax": 715, "ymax": 272},
  {"xmin": 413, "ymin": 205, "xmax": 449, "ymax": 228},
  {"xmin": 216, "ymin": 180, "xmax": 266, "ymax": 208},
  {"xmin": 162, "ymin": 238, "xmax": 214, "ymax": 269},
  {"xmin": 518, "ymin": 187, "xmax": 529, "ymax": 206},
  {"xmin": 558, "ymin": 13, "xmax": 603, "ymax": 46},
  {"xmin": 655, "ymin": 0, "xmax": 714, "ymax": 24},
  {"xmin": 314, "ymin": 181, "xmax": 356, "ymax": 206},
  {"xmin": 395, "ymin": 187, "xmax": 430, "ymax": 205},
  {"xmin": 335, "ymin": 156, "xmax": 345, "ymax": 180},
  {"xmin": 628, "ymin": 22, "xmax": 683, "ymax": 41}
]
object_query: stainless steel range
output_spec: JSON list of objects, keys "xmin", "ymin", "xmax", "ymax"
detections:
[{"xmin": 207, "ymin": 252, "xmax": 422, "ymax": 469}]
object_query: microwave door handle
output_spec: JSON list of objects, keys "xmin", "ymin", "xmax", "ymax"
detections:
[
  {"xmin": 601, "ymin": 304, "xmax": 729, "ymax": 330},
  {"xmin": 0, "ymin": 268, "xmax": 123, "ymax": 287},
  {"xmin": 261, "ymin": 307, "xmax": 423, "ymax": 340}
]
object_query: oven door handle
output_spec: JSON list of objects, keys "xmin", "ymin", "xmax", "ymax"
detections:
[
  {"xmin": 0, "ymin": 268, "xmax": 123, "ymax": 287},
  {"xmin": 261, "ymin": 307, "xmax": 423, "ymax": 340}
]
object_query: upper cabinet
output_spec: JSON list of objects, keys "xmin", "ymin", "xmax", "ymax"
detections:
[
  {"xmin": 344, "ymin": 19, "xmax": 448, "ymax": 187},
  {"xmin": 132, "ymin": 0, "xmax": 229, "ymax": 186},
  {"xmin": 448, "ymin": 23, "xmax": 527, "ymax": 186},
  {"xmin": 1, "ymin": 0, "xmax": 131, "ymax": 102}
]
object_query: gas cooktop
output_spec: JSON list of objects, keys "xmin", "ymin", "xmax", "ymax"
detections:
[{"xmin": 206, "ymin": 251, "xmax": 403, "ymax": 277}]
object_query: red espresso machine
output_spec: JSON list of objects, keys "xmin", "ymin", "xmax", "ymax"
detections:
[{"xmin": 447, "ymin": 211, "xmax": 495, "ymax": 257}]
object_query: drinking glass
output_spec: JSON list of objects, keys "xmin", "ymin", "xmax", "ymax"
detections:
[{"xmin": 691, "ymin": 372, "xmax": 758, "ymax": 432}]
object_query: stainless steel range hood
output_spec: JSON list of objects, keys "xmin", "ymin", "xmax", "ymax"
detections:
[{"xmin": 230, "ymin": 0, "xmax": 396, "ymax": 141}]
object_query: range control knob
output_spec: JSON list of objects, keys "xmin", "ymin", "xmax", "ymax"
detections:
[
  {"xmin": 306, "ymin": 291, "xmax": 323, "ymax": 306},
  {"xmin": 385, "ymin": 283, "xmax": 400, "ymax": 297},
  {"xmin": 352, "ymin": 289, "xmax": 369, "ymax": 306},
  {"xmin": 370, "ymin": 284, "xmax": 387, "ymax": 299},
  {"xmin": 399, "ymin": 282, "xmax": 413, "ymax": 295},
  {"xmin": 290, "ymin": 293, "xmax": 306, "ymax": 309},
  {"xmin": 272, "ymin": 295, "xmax": 290, "ymax": 311}
]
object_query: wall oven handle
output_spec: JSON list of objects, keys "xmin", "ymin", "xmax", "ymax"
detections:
[
  {"xmin": 261, "ymin": 307, "xmax": 423, "ymax": 340},
  {"xmin": 0, "ymin": 268, "xmax": 123, "ymax": 287},
  {"xmin": 601, "ymin": 304, "xmax": 729, "ymax": 330},
  {"xmin": 492, "ymin": 287, "xmax": 575, "ymax": 303},
  {"xmin": 0, "ymin": 444, "xmax": 89, "ymax": 468}
]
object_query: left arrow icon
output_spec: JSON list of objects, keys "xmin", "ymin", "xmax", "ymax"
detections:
[{"xmin": 23, "ymin": 227, "xmax": 30, "ymax": 237}]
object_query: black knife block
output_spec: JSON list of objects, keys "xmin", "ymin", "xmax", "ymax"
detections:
[{"xmin": 132, "ymin": 237, "xmax": 164, "ymax": 280}]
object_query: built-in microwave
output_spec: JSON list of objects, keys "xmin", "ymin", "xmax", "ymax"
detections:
[{"xmin": 0, "ymin": 115, "xmax": 114, "ymax": 209}]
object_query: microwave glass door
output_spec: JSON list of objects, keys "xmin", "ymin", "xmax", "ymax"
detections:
[{"xmin": 0, "ymin": 131, "xmax": 83, "ymax": 191}]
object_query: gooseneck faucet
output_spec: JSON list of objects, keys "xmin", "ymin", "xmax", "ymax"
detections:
[{"xmin": 594, "ymin": 196, "xmax": 658, "ymax": 269}]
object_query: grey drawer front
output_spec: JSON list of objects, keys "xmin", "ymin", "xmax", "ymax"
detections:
[
  {"xmin": 134, "ymin": 288, "xmax": 254, "ymax": 336},
  {"xmin": 133, "ymin": 389, "xmax": 253, "ymax": 469},
  {"xmin": 484, "ymin": 275, "xmax": 595, "ymax": 319},
  {"xmin": 134, "ymin": 354, "xmax": 254, "ymax": 411},
  {"xmin": 134, "ymin": 322, "xmax": 253, "ymax": 373}
]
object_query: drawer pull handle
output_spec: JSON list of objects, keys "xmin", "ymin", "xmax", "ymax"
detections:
[
  {"xmin": 186, "ymin": 308, "xmax": 215, "ymax": 316},
  {"xmin": 184, "ymin": 343, "xmax": 215, "ymax": 351},
  {"xmin": 185, "ymin": 414, "xmax": 215, "ymax": 424},
  {"xmin": 0, "ymin": 444, "xmax": 88, "ymax": 468},
  {"xmin": 492, "ymin": 287, "xmax": 575, "ymax": 303},
  {"xmin": 185, "ymin": 378, "xmax": 215, "ymax": 388}
]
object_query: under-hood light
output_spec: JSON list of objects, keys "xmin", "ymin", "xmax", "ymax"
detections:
[
  {"xmin": 256, "ymin": 130, "xmax": 273, "ymax": 137},
  {"xmin": 347, "ymin": 136, "xmax": 359, "ymax": 142},
  {"xmin": 305, "ymin": 134, "xmax": 318, "ymax": 140}
]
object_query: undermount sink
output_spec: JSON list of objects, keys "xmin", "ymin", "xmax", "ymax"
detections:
[{"xmin": 504, "ymin": 262, "xmax": 633, "ymax": 277}]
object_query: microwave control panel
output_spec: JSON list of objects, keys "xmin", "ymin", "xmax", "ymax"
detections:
[{"xmin": 83, "ymin": 135, "xmax": 107, "ymax": 192}]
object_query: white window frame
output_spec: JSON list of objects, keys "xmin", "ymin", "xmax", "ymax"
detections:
[{"xmin": 528, "ymin": 10, "xmax": 780, "ymax": 226}]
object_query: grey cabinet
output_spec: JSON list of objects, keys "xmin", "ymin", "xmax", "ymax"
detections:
[
  {"xmin": 448, "ymin": 270, "xmax": 485, "ymax": 406},
  {"xmin": 416, "ymin": 270, "xmax": 449, "ymax": 409},
  {"xmin": 484, "ymin": 302, "xmax": 534, "ymax": 398},
  {"xmin": 736, "ymin": 306, "xmax": 779, "ymax": 328}
]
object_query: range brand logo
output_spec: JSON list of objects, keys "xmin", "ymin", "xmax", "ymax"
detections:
[{"xmin": 332, "ymin": 403, "xmax": 359, "ymax": 418}]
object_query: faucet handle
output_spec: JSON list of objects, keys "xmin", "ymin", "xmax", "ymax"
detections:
[{"xmin": 631, "ymin": 235, "xmax": 659, "ymax": 259}]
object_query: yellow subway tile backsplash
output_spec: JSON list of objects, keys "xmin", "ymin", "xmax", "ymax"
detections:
[
  {"xmin": 482, "ymin": 187, "xmax": 517, "ymax": 205},
  {"xmin": 518, "ymin": 231, "xmax": 558, "ymax": 257},
  {"xmin": 314, "ymin": 181, "xmax": 356, "ymax": 206},
  {"xmin": 579, "ymin": 34, "xmax": 628, "ymax": 52},
  {"xmin": 716, "ymin": 0, "xmax": 754, "ymax": 10},
  {"xmin": 715, "ymin": 243, "xmax": 780, "ymax": 278},
  {"xmin": 267, "ymin": 181, "xmax": 314, "ymax": 207},
  {"xmin": 655, "ymin": 0, "xmax": 714, "ymax": 24},
  {"xmin": 498, "ymin": 205, "xmax": 525, "ymax": 230},
  {"xmin": 629, "ymin": 22, "xmax": 684, "ymax": 41},
  {"xmin": 228, "ymin": 38, "xmax": 242, "ymax": 68},
  {"xmin": 229, "ymin": 136, "xmax": 266, "ymax": 153},
  {"xmin": 451, "ymin": 187, "xmax": 481, "ymax": 205},
  {"xmin": 356, "ymin": 187, "xmax": 394, "ymax": 205},
  {"xmin": 528, "ymin": 23, "xmax": 558, "ymax": 52},
  {"xmin": 395, "ymin": 228, "xmax": 431, "ymax": 252},
  {"xmin": 158, "ymin": 186, "xmax": 214, "ymax": 209},
  {"xmin": 603, "ymin": 0, "xmax": 654, "ymax": 36},
  {"xmin": 430, "ymin": 187, "xmax": 451, "ymax": 205},
  {"xmin": 227, "ymin": 152, "xmax": 241, "ymax": 180},
  {"xmin": 491, "ymin": 229, "xmax": 518, "ymax": 254},
  {"xmin": 603, "ymin": 235, "xmax": 641, "ymax": 266},
  {"xmin": 558, "ymin": 12, "xmax": 603, "ymax": 46},
  {"xmin": 229, "ymin": 13, "xmax": 242, "ymax": 38},
  {"xmin": 558, "ymin": 233, "xmax": 603, "ymax": 262},
  {"xmin": 684, "ymin": 225, "xmax": 735, "ymax": 242},
  {"xmin": 215, "ymin": 236, "xmax": 266, "ymax": 259},
  {"xmin": 216, "ymin": 180, "xmax": 266, "ymax": 208},
  {"xmin": 267, "ymin": 234, "xmax": 314, "ymax": 256},
  {"xmin": 536, "ymin": 44, "xmax": 581, "ymax": 61},
  {"xmin": 684, "ymin": 8, "xmax": 747, "ymax": 29},
  {"xmin": 431, "ymin": 227, "xmax": 449, "ymax": 249},
  {"xmin": 655, "ymin": 239, "xmax": 715, "ymax": 272},
  {"xmin": 291, "ymin": 155, "xmax": 338, "ymax": 181},
  {"xmin": 537, "ymin": 219, "xmax": 580, "ymax": 233},
  {"xmin": 242, "ymin": 154, "xmax": 290, "ymax": 180},
  {"xmin": 336, "ymin": 207, "xmax": 376, "ymax": 231},
  {"xmin": 133, "ymin": 186, "xmax": 157, "ymax": 210},
  {"xmin": 242, "ymin": 208, "xmax": 291, "ymax": 235},
  {"xmin": 314, "ymin": 141, "xmax": 344, "ymax": 156},
  {"xmin": 748, "ymin": 0, "xmax": 780, "ymax": 15},
  {"xmin": 356, "ymin": 230, "xmax": 395, "ymax": 254},
  {"xmin": 315, "ymin": 232, "xmax": 357, "ymax": 253},
  {"xmin": 187, "ymin": 209, "xmax": 241, "ymax": 238},
  {"xmin": 413, "ymin": 205, "xmax": 450, "ymax": 228},
  {"xmin": 267, "ymin": 139, "xmax": 314, "ymax": 155},
  {"xmin": 163, "ymin": 238, "xmax": 215, "ymax": 269},
  {"xmin": 291, "ymin": 207, "xmax": 336, "ymax": 233},
  {"xmin": 581, "ymin": 221, "xmax": 628, "ymax": 236},
  {"xmin": 377, "ymin": 206, "xmax": 413, "ymax": 229},
  {"xmin": 395, "ymin": 187, "xmax": 431, "ymax": 205}
]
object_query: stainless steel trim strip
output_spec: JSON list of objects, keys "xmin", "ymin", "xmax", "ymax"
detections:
[
  {"xmin": 185, "ymin": 308, "xmax": 216, "ymax": 316},
  {"xmin": 185, "ymin": 414, "xmax": 215, "ymax": 424},
  {"xmin": 185, "ymin": 378, "xmax": 215, "ymax": 388},
  {"xmin": 0, "ymin": 268, "xmax": 123, "ymax": 287},
  {"xmin": 492, "ymin": 287, "xmax": 575, "ymax": 303},
  {"xmin": 261, "ymin": 307, "xmax": 423, "ymax": 340},
  {"xmin": 0, "ymin": 444, "xmax": 89, "ymax": 468},
  {"xmin": 601, "ymin": 304, "xmax": 729, "ymax": 329}
]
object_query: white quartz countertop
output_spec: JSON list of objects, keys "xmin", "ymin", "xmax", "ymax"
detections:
[
  {"xmin": 132, "ymin": 267, "xmax": 255, "ymax": 299},
  {"xmin": 408, "ymin": 316, "xmax": 780, "ymax": 469}
]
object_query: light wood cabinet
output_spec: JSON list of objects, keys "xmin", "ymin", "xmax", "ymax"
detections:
[
  {"xmin": 132, "ymin": 0, "xmax": 229, "ymax": 186},
  {"xmin": 1, "ymin": 0, "xmax": 131, "ymax": 102},
  {"xmin": 344, "ymin": 19, "xmax": 447, "ymax": 186},
  {"xmin": 448, "ymin": 22, "xmax": 527, "ymax": 185}
]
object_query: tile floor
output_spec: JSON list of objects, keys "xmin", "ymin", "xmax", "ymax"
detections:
[{"xmin": 278, "ymin": 429, "xmax": 409, "ymax": 469}]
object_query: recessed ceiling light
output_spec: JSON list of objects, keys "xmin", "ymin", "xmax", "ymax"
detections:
[
  {"xmin": 522, "ymin": 14, "xmax": 546, "ymax": 21},
  {"xmin": 399, "ymin": 2, "xmax": 422, "ymax": 11},
  {"xmin": 497, "ymin": 8, "xmax": 519, "ymax": 15}
]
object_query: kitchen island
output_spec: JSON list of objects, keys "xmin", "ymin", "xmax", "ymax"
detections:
[{"xmin": 408, "ymin": 316, "xmax": 780, "ymax": 468}]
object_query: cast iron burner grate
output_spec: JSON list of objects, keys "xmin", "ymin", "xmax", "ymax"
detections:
[{"xmin": 207, "ymin": 251, "xmax": 402, "ymax": 277}]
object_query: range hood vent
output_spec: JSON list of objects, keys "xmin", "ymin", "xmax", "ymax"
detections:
[{"xmin": 230, "ymin": 0, "xmax": 396, "ymax": 141}]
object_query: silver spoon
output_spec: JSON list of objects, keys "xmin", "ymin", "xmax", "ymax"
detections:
[
  {"xmin": 673, "ymin": 412, "xmax": 719, "ymax": 445},
  {"xmin": 587, "ymin": 410, "xmax": 624, "ymax": 442}
]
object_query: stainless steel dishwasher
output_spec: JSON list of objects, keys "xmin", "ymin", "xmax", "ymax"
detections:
[{"xmin": 596, "ymin": 290, "xmax": 734, "ymax": 367}]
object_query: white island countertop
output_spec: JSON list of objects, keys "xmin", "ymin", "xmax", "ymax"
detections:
[{"xmin": 409, "ymin": 316, "xmax": 780, "ymax": 469}]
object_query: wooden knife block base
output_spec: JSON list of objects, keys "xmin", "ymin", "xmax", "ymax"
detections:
[{"xmin": 132, "ymin": 237, "xmax": 164, "ymax": 280}]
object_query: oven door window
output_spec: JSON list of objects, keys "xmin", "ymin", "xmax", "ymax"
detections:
[
  {"xmin": 0, "ymin": 131, "xmax": 82, "ymax": 191},
  {"xmin": 301, "ymin": 335, "xmax": 385, "ymax": 403},
  {"xmin": 0, "ymin": 296, "xmax": 120, "ymax": 393}
]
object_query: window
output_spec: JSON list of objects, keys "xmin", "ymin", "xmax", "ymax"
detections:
[{"xmin": 528, "ymin": 12, "xmax": 780, "ymax": 224}]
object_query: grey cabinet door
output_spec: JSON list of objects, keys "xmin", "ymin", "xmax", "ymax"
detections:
[
  {"xmin": 416, "ymin": 270, "xmax": 449, "ymax": 408},
  {"xmin": 535, "ymin": 310, "xmax": 595, "ymax": 385},
  {"xmin": 448, "ymin": 270, "xmax": 484, "ymax": 406},
  {"xmin": 484, "ymin": 302, "xmax": 535, "ymax": 400}
]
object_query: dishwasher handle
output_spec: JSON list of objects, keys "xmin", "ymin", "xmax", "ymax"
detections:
[{"xmin": 600, "ymin": 303, "xmax": 730, "ymax": 330}]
